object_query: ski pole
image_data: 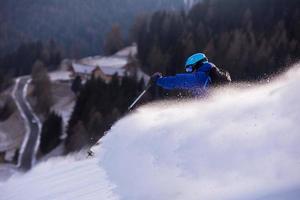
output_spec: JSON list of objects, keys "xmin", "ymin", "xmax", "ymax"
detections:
[{"xmin": 128, "ymin": 83, "xmax": 152, "ymax": 110}]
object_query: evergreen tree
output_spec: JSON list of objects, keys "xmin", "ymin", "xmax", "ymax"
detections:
[
  {"xmin": 71, "ymin": 76, "xmax": 82, "ymax": 96},
  {"xmin": 0, "ymin": 96, "xmax": 16, "ymax": 121},
  {"xmin": 104, "ymin": 24, "xmax": 124, "ymax": 55},
  {"xmin": 66, "ymin": 121, "xmax": 89, "ymax": 152},
  {"xmin": 31, "ymin": 60, "xmax": 53, "ymax": 115},
  {"xmin": 134, "ymin": 0, "xmax": 300, "ymax": 81},
  {"xmin": 66, "ymin": 75, "xmax": 144, "ymax": 152},
  {"xmin": 40, "ymin": 112, "xmax": 62, "ymax": 154},
  {"xmin": 0, "ymin": 40, "xmax": 61, "ymax": 77}
]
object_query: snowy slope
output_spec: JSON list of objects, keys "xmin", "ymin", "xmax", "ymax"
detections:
[
  {"xmin": 0, "ymin": 153, "xmax": 118, "ymax": 200},
  {"xmin": 1, "ymin": 64, "xmax": 300, "ymax": 200},
  {"xmin": 49, "ymin": 71, "xmax": 72, "ymax": 81}
]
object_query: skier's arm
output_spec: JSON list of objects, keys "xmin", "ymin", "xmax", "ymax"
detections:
[
  {"xmin": 156, "ymin": 73, "xmax": 202, "ymax": 90},
  {"xmin": 209, "ymin": 66, "xmax": 231, "ymax": 85}
]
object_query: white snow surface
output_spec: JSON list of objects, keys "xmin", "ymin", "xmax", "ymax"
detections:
[
  {"xmin": 82, "ymin": 56, "xmax": 127, "ymax": 68},
  {"xmin": 73, "ymin": 59, "xmax": 126, "ymax": 76},
  {"xmin": 1, "ymin": 64, "xmax": 300, "ymax": 200},
  {"xmin": 114, "ymin": 44, "xmax": 137, "ymax": 57},
  {"xmin": 0, "ymin": 153, "xmax": 119, "ymax": 200},
  {"xmin": 49, "ymin": 70, "xmax": 72, "ymax": 81}
]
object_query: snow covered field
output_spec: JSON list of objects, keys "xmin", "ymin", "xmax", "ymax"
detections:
[
  {"xmin": 49, "ymin": 70, "xmax": 72, "ymax": 81},
  {"xmin": 1, "ymin": 65, "xmax": 300, "ymax": 200}
]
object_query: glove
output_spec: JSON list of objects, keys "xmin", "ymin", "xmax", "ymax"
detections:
[
  {"xmin": 225, "ymin": 71, "xmax": 231, "ymax": 82},
  {"xmin": 150, "ymin": 72, "xmax": 162, "ymax": 84}
]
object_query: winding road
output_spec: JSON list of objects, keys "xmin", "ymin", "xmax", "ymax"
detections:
[{"xmin": 13, "ymin": 77, "xmax": 41, "ymax": 170}]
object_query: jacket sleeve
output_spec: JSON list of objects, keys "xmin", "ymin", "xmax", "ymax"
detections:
[
  {"xmin": 156, "ymin": 73, "xmax": 210, "ymax": 90},
  {"xmin": 209, "ymin": 65, "xmax": 231, "ymax": 85}
]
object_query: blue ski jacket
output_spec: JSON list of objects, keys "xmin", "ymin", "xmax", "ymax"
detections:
[{"xmin": 156, "ymin": 62, "xmax": 213, "ymax": 92}]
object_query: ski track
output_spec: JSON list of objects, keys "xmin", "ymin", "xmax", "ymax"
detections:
[
  {"xmin": 12, "ymin": 77, "xmax": 30, "ymax": 168},
  {"xmin": 22, "ymin": 78, "xmax": 42, "ymax": 166},
  {"xmin": 1, "ymin": 64, "xmax": 300, "ymax": 200}
]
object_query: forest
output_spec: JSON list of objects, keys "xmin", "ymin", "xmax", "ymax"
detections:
[
  {"xmin": 62, "ymin": 0, "xmax": 300, "ymax": 152},
  {"xmin": 2, "ymin": 0, "xmax": 300, "ymax": 152},
  {"xmin": 66, "ymin": 75, "xmax": 145, "ymax": 152},
  {"xmin": 0, "ymin": 0, "xmax": 183, "ymax": 58},
  {"xmin": 133, "ymin": 0, "xmax": 300, "ymax": 80},
  {"xmin": 0, "ymin": 40, "xmax": 61, "ymax": 76}
]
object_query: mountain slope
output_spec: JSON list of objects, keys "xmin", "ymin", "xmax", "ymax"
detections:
[
  {"xmin": 1, "ymin": 64, "xmax": 300, "ymax": 199},
  {"xmin": 0, "ymin": 0, "xmax": 183, "ymax": 57}
]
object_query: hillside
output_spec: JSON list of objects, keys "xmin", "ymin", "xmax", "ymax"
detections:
[
  {"xmin": 135, "ymin": 0, "xmax": 300, "ymax": 80},
  {"xmin": 1, "ymin": 64, "xmax": 300, "ymax": 199},
  {"xmin": 0, "ymin": 0, "xmax": 183, "ymax": 57}
]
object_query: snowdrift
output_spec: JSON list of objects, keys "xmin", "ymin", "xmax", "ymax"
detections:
[{"xmin": 1, "ymin": 65, "xmax": 300, "ymax": 200}]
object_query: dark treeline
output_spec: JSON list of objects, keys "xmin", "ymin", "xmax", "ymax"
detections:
[
  {"xmin": 0, "ymin": 95, "xmax": 15, "ymax": 122},
  {"xmin": 0, "ymin": 0, "xmax": 183, "ymax": 58},
  {"xmin": 31, "ymin": 60, "xmax": 54, "ymax": 115},
  {"xmin": 0, "ymin": 40, "xmax": 61, "ymax": 77},
  {"xmin": 40, "ymin": 112, "xmax": 63, "ymax": 155},
  {"xmin": 66, "ymin": 75, "xmax": 145, "ymax": 152},
  {"xmin": 0, "ymin": 72, "xmax": 13, "ymax": 92},
  {"xmin": 133, "ymin": 0, "xmax": 300, "ymax": 80}
]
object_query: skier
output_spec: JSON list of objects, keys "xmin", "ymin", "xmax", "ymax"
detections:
[
  {"xmin": 87, "ymin": 149, "xmax": 94, "ymax": 158},
  {"xmin": 128, "ymin": 53, "xmax": 231, "ymax": 110},
  {"xmin": 150, "ymin": 53, "xmax": 231, "ymax": 95}
]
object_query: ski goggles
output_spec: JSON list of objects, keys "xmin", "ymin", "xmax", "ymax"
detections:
[
  {"xmin": 185, "ymin": 58, "xmax": 208, "ymax": 72},
  {"xmin": 185, "ymin": 65, "xmax": 194, "ymax": 72}
]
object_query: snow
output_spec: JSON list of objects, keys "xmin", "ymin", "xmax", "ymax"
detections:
[
  {"xmin": 51, "ymin": 82, "xmax": 76, "ymax": 139},
  {"xmin": 0, "ymin": 113, "xmax": 25, "ymax": 152},
  {"xmin": 4, "ymin": 149, "xmax": 16, "ymax": 162},
  {"xmin": 82, "ymin": 56, "xmax": 128, "ymax": 69},
  {"xmin": 1, "ymin": 64, "xmax": 300, "ymax": 200},
  {"xmin": 49, "ymin": 70, "xmax": 72, "ymax": 81},
  {"xmin": 0, "ymin": 153, "xmax": 118, "ymax": 200},
  {"xmin": 0, "ymin": 131, "xmax": 9, "ymax": 151},
  {"xmin": 114, "ymin": 44, "xmax": 137, "ymax": 58},
  {"xmin": 99, "ymin": 66, "xmax": 125, "ymax": 76},
  {"xmin": 0, "ymin": 164, "xmax": 18, "ymax": 182},
  {"xmin": 136, "ymin": 67, "xmax": 150, "ymax": 82},
  {"xmin": 51, "ymin": 98, "xmax": 75, "ymax": 139},
  {"xmin": 22, "ymin": 78, "xmax": 42, "ymax": 167},
  {"xmin": 72, "ymin": 63, "xmax": 96, "ymax": 75},
  {"xmin": 184, "ymin": 0, "xmax": 196, "ymax": 10},
  {"xmin": 0, "ymin": 80, "xmax": 26, "ymax": 153},
  {"xmin": 39, "ymin": 144, "xmax": 65, "ymax": 162},
  {"xmin": 73, "ymin": 58, "xmax": 127, "ymax": 77},
  {"xmin": 72, "ymin": 45, "xmax": 139, "ymax": 78}
]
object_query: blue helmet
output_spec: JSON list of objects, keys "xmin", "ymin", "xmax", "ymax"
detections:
[{"xmin": 185, "ymin": 53, "xmax": 208, "ymax": 72}]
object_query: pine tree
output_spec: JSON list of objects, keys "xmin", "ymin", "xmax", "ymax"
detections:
[
  {"xmin": 31, "ymin": 60, "xmax": 53, "ymax": 115},
  {"xmin": 71, "ymin": 76, "xmax": 82, "ymax": 96},
  {"xmin": 104, "ymin": 24, "xmax": 124, "ymax": 55},
  {"xmin": 40, "ymin": 112, "xmax": 62, "ymax": 154}
]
